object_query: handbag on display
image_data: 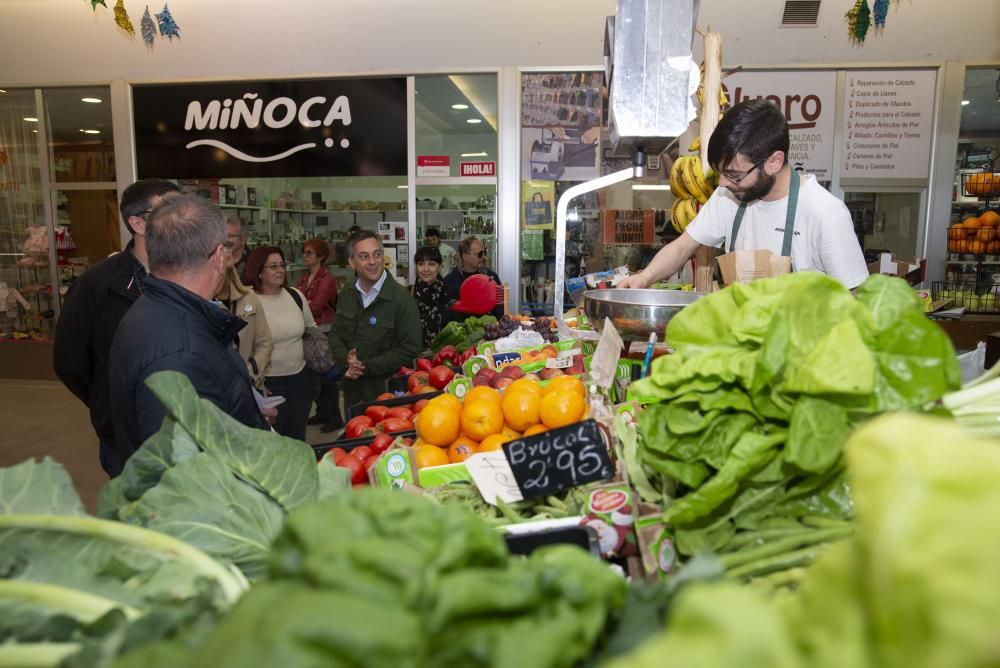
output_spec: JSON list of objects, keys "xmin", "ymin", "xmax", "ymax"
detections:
[
  {"xmin": 285, "ymin": 287, "xmax": 334, "ymax": 373},
  {"xmin": 524, "ymin": 193, "xmax": 552, "ymax": 227}
]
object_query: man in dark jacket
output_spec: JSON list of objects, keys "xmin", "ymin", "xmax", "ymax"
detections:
[
  {"xmin": 108, "ymin": 195, "xmax": 272, "ymax": 474},
  {"xmin": 53, "ymin": 178, "xmax": 180, "ymax": 476},
  {"xmin": 328, "ymin": 231, "xmax": 423, "ymax": 409},
  {"xmin": 442, "ymin": 236, "xmax": 503, "ymax": 319}
]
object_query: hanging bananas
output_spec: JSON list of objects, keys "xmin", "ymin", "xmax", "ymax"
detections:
[
  {"xmin": 671, "ymin": 197, "xmax": 699, "ymax": 233},
  {"xmin": 672, "ymin": 155, "xmax": 717, "ymax": 205}
]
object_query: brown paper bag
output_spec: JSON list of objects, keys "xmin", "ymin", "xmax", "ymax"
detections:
[{"xmin": 716, "ymin": 250, "xmax": 791, "ymax": 285}]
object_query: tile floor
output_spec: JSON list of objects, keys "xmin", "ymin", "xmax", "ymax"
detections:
[{"xmin": 0, "ymin": 379, "xmax": 341, "ymax": 513}]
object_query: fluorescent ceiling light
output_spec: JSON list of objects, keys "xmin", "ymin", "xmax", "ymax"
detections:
[
  {"xmin": 81, "ymin": 97, "xmax": 102, "ymax": 104},
  {"xmin": 961, "ymin": 100, "xmax": 971, "ymax": 106},
  {"xmin": 80, "ymin": 129, "xmax": 101, "ymax": 134},
  {"xmin": 397, "ymin": 185, "xmax": 408, "ymax": 189},
  {"xmin": 461, "ymin": 151, "xmax": 488, "ymax": 157},
  {"xmin": 632, "ymin": 184, "xmax": 671, "ymax": 191},
  {"xmin": 451, "ymin": 103, "xmax": 469, "ymax": 110},
  {"xmin": 466, "ymin": 118, "xmax": 483, "ymax": 124},
  {"xmin": 0, "ymin": 89, "xmax": 7, "ymax": 94},
  {"xmin": 23, "ymin": 117, "xmax": 38, "ymax": 122}
]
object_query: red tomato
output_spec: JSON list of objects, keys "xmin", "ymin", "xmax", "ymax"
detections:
[
  {"xmin": 351, "ymin": 445, "xmax": 372, "ymax": 461},
  {"xmin": 339, "ymin": 455, "xmax": 367, "ymax": 485},
  {"xmin": 330, "ymin": 447, "xmax": 347, "ymax": 464},
  {"xmin": 386, "ymin": 406, "xmax": 414, "ymax": 421},
  {"xmin": 370, "ymin": 433, "xmax": 394, "ymax": 455},
  {"xmin": 380, "ymin": 417, "xmax": 414, "ymax": 434},
  {"xmin": 365, "ymin": 405, "xmax": 390, "ymax": 421},
  {"xmin": 377, "ymin": 392, "xmax": 395, "ymax": 401},
  {"xmin": 399, "ymin": 437, "xmax": 414, "ymax": 447},
  {"xmin": 364, "ymin": 453, "xmax": 381, "ymax": 470},
  {"xmin": 416, "ymin": 358, "xmax": 434, "ymax": 373},
  {"xmin": 407, "ymin": 371, "xmax": 430, "ymax": 394},
  {"xmin": 344, "ymin": 416, "xmax": 374, "ymax": 439},
  {"xmin": 428, "ymin": 365, "xmax": 456, "ymax": 390},
  {"xmin": 412, "ymin": 399, "xmax": 429, "ymax": 414}
]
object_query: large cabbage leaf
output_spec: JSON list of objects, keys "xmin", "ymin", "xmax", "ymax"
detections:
[{"xmin": 0, "ymin": 457, "xmax": 85, "ymax": 516}]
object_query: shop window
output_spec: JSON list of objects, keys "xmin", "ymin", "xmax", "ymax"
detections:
[
  {"xmin": 947, "ymin": 67, "xmax": 1000, "ymax": 294},
  {"xmin": 844, "ymin": 191, "xmax": 923, "ymax": 264}
]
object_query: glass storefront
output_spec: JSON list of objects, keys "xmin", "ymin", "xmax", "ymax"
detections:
[{"xmin": 0, "ymin": 86, "xmax": 114, "ymax": 342}]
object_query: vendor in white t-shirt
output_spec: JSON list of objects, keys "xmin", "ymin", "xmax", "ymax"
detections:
[{"xmin": 619, "ymin": 100, "xmax": 869, "ymax": 290}]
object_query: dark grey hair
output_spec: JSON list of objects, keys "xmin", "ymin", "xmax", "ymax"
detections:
[
  {"xmin": 224, "ymin": 213, "xmax": 248, "ymax": 237},
  {"xmin": 146, "ymin": 194, "xmax": 226, "ymax": 274},
  {"xmin": 345, "ymin": 229, "xmax": 382, "ymax": 258}
]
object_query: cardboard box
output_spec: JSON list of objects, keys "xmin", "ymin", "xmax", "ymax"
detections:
[
  {"xmin": 716, "ymin": 250, "xmax": 791, "ymax": 285},
  {"xmin": 866, "ymin": 253, "xmax": 926, "ymax": 286}
]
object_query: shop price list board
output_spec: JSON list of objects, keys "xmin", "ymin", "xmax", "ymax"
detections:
[{"xmin": 841, "ymin": 69, "xmax": 936, "ymax": 179}]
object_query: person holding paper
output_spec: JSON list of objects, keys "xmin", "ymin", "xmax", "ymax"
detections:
[{"xmin": 619, "ymin": 99, "xmax": 868, "ymax": 290}]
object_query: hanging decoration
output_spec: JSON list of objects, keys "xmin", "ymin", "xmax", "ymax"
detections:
[
  {"xmin": 140, "ymin": 5, "xmax": 157, "ymax": 47},
  {"xmin": 155, "ymin": 3, "xmax": 180, "ymax": 40},
  {"xmin": 873, "ymin": 0, "xmax": 889, "ymax": 28},
  {"xmin": 87, "ymin": 0, "xmax": 107, "ymax": 9},
  {"xmin": 845, "ymin": 0, "xmax": 872, "ymax": 44},
  {"xmin": 113, "ymin": 0, "xmax": 135, "ymax": 35}
]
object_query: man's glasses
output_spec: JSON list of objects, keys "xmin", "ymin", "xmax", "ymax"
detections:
[
  {"xmin": 721, "ymin": 156, "xmax": 769, "ymax": 185},
  {"xmin": 468, "ymin": 250, "xmax": 486, "ymax": 258},
  {"xmin": 207, "ymin": 241, "xmax": 235, "ymax": 260},
  {"xmin": 263, "ymin": 262, "xmax": 286, "ymax": 270}
]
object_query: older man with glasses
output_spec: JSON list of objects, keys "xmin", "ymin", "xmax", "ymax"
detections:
[
  {"xmin": 54, "ymin": 178, "xmax": 180, "ymax": 477},
  {"xmin": 620, "ymin": 99, "xmax": 868, "ymax": 290},
  {"xmin": 107, "ymin": 195, "xmax": 274, "ymax": 474},
  {"xmin": 442, "ymin": 236, "xmax": 503, "ymax": 319}
]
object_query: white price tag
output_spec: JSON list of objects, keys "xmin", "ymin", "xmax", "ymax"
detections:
[
  {"xmin": 465, "ymin": 451, "xmax": 524, "ymax": 505},
  {"xmin": 590, "ymin": 317, "xmax": 624, "ymax": 388}
]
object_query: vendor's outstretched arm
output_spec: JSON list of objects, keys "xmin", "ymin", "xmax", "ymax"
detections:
[{"xmin": 619, "ymin": 232, "xmax": 701, "ymax": 289}]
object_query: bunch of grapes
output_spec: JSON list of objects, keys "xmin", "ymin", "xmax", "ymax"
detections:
[
  {"xmin": 483, "ymin": 315, "xmax": 521, "ymax": 341},
  {"xmin": 528, "ymin": 316, "xmax": 558, "ymax": 343},
  {"xmin": 483, "ymin": 315, "xmax": 559, "ymax": 343}
]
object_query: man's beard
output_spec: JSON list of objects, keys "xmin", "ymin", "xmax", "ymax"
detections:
[{"xmin": 732, "ymin": 170, "xmax": 776, "ymax": 204}]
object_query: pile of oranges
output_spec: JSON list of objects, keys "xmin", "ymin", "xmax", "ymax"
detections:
[
  {"xmin": 412, "ymin": 376, "xmax": 588, "ymax": 468},
  {"xmin": 948, "ymin": 210, "xmax": 1000, "ymax": 255}
]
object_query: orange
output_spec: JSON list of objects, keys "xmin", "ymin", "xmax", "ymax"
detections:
[
  {"xmin": 429, "ymin": 392, "xmax": 462, "ymax": 413},
  {"xmin": 447, "ymin": 437, "xmax": 478, "ymax": 463},
  {"xmin": 464, "ymin": 385, "xmax": 502, "ymax": 406},
  {"xmin": 501, "ymin": 425, "xmax": 522, "ymax": 439},
  {"xmin": 415, "ymin": 444, "xmax": 449, "ymax": 468},
  {"xmin": 501, "ymin": 390, "xmax": 541, "ymax": 432},
  {"xmin": 478, "ymin": 433, "xmax": 513, "ymax": 452},
  {"xmin": 543, "ymin": 375, "xmax": 585, "ymax": 398},
  {"xmin": 522, "ymin": 424, "xmax": 550, "ymax": 436},
  {"xmin": 507, "ymin": 378, "xmax": 542, "ymax": 396},
  {"xmin": 540, "ymin": 390, "xmax": 587, "ymax": 429},
  {"xmin": 981, "ymin": 210, "xmax": 1000, "ymax": 229},
  {"xmin": 460, "ymin": 399, "xmax": 504, "ymax": 441},
  {"xmin": 416, "ymin": 402, "xmax": 460, "ymax": 446},
  {"xmin": 963, "ymin": 215, "xmax": 982, "ymax": 229}
]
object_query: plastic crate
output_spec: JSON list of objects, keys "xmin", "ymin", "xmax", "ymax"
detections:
[{"xmin": 931, "ymin": 281, "xmax": 1000, "ymax": 313}]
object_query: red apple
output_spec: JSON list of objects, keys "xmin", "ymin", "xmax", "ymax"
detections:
[
  {"xmin": 472, "ymin": 374, "xmax": 492, "ymax": 387},
  {"xmin": 540, "ymin": 368, "xmax": 563, "ymax": 380},
  {"xmin": 493, "ymin": 377, "xmax": 514, "ymax": 390}
]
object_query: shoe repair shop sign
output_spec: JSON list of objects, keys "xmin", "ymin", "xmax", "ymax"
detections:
[{"xmin": 133, "ymin": 78, "xmax": 406, "ymax": 179}]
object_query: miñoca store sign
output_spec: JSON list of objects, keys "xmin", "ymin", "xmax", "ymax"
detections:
[{"xmin": 134, "ymin": 77, "xmax": 406, "ymax": 179}]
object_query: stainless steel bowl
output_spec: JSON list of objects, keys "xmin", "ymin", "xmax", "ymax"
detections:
[{"xmin": 583, "ymin": 289, "xmax": 704, "ymax": 341}]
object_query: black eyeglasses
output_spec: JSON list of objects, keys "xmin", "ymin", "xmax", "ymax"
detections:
[{"xmin": 721, "ymin": 156, "xmax": 769, "ymax": 185}]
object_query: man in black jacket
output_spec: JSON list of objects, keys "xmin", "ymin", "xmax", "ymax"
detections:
[
  {"xmin": 53, "ymin": 178, "xmax": 180, "ymax": 476},
  {"xmin": 108, "ymin": 195, "xmax": 273, "ymax": 473},
  {"xmin": 442, "ymin": 236, "xmax": 503, "ymax": 319}
]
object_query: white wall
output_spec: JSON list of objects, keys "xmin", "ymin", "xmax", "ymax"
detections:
[{"xmin": 1, "ymin": 0, "xmax": 998, "ymax": 86}]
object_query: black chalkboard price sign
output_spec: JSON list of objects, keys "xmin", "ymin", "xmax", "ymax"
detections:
[{"xmin": 502, "ymin": 419, "xmax": 614, "ymax": 500}]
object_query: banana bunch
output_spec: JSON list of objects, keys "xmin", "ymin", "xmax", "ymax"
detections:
[
  {"xmin": 670, "ymin": 155, "xmax": 718, "ymax": 204},
  {"xmin": 671, "ymin": 196, "xmax": 699, "ymax": 233},
  {"xmin": 696, "ymin": 62, "xmax": 730, "ymax": 110}
]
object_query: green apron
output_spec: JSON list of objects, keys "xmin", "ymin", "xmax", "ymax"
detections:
[{"xmin": 728, "ymin": 171, "xmax": 801, "ymax": 265}]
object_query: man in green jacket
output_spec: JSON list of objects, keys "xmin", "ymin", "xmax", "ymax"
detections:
[{"xmin": 329, "ymin": 230, "xmax": 423, "ymax": 409}]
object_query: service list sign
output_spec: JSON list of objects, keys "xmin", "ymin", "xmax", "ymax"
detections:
[
  {"xmin": 722, "ymin": 71, "xmax": 837, "ymax": 180},
  {"xmin": 133, "ymin": 78, "xmax": 407, "ymax": 179},
  {"xmin": 841, "ymin": 69, "xmax": 936, "ymax": 179}
]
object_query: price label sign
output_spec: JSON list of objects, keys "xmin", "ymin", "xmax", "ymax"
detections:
[
  {"xmin": 465, "ymin": 451, "xmax": 525, "ymax": 505},
  {"xmin": 502, "ymin": 419, "xmax": 614, "ymax": 500}
]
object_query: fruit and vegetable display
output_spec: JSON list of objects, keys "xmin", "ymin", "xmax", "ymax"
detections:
[
  {"xmin": 945, "ymin": 210, "xmax": 1000, "ymax": 255},
  {"xmin": 627, "ymin": 273, "xmax": 960, "ymax": 585},
  {"xmin": 424, "ymin": 483, "xmax": 593, "ymax": 527}
]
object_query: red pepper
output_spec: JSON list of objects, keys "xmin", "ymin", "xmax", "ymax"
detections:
[
  {"xmin": 398, "ymin": 366, "xmax": 414, "ymax": 376},
  {"xmin": 416, "ymin": 358, "xmax": 433, "ymax": 373}
]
